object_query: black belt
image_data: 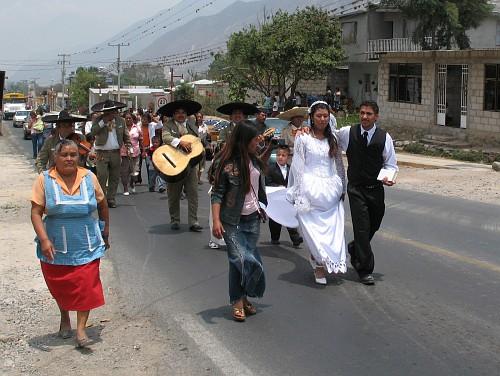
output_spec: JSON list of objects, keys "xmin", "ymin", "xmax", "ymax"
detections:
[{"xmin": 240, "ymin": 211, "xmax": 259, "ymax": 221}]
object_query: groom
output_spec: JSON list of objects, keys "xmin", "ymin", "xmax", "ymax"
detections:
[{"xmin": 336, "ymin": 101, "xmax": 398, "ymax": 285}]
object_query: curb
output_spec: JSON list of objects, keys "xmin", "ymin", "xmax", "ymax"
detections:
[{"xmin": 398, "ymin": 160, "xmax": 445, "ymax": 169}]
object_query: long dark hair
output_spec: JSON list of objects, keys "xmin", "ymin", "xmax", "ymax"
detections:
[
  {"xmin": 309, "ymin": 102, "xmax": 338, "ymax": 158},
  {"xmin": 214, "ymin": 120, "xmax": 265, "ymax": 193}
]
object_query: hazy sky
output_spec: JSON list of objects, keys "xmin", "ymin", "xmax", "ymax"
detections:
[{"xmin": 0, "ymin": 0, "xmax": 181, "ymax": 81}]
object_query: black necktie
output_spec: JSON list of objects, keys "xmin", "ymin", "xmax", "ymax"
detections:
[{"xmin": 362, "ymin": 131, "xmax": 368, "ymax": 147}]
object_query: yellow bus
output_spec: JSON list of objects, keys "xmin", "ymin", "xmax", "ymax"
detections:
[{"xmin": 3, "ymin": 92, "xmax": 28, "ymax": 120}]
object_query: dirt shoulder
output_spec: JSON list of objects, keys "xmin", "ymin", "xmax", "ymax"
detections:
[
  {"xmin": 0, "ymin": 136, "xmax": 208, "ymax": 375},
  {"xmin": 395, "ymin": 164, "xmax": 500, "ymax": 205}
]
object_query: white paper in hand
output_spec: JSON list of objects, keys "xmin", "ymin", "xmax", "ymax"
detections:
[{"xmin": 377, "ymin": 168, "xmax": 397, "ymax": 183}]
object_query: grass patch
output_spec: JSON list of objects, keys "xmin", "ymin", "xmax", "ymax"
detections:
[
  {"xmin": 402, "ymin": 142, "xmax": 498, "ymax": 164},
  {"xmin": 336, "ymin": 114, "xmax": 358, "ymax": 129}
]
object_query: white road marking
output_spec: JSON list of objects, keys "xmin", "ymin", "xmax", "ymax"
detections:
[{"xmin": 175, "ymin": 313, "xmax": 254, "ymax": 376}]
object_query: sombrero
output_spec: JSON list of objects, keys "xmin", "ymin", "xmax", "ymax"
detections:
[
  {"xmin": 157, "ymin": 99, "xmax": 202, "ymax": 117},
  {"xmin": 91, "ymin": 99, "xmax": 127, "ymax": 112},
  {"xmin": 216, "ymin": 102, "xmax": 259, "ymax": 116},
  {"xmin": 277, "ymin": 107, "xmax": 308, "ymax": 121},
  {"xmin": 42, "ymin": 110, "xmax": 87, "ymax": 124}
]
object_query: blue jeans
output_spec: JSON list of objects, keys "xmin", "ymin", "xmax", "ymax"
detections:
[
  {"xmin": 31, "ymin": 133, "xmax": 44, "ymax": 158},
  {"xmin": 223, "ymin": 213, "xmax": 265, "ymax": 304},
  {"xmin": 146, "ymin": 156, "xmax": 166, "ymax": 191}
]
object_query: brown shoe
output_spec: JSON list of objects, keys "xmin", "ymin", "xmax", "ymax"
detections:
[
  {"xmin": 232, "ymin": 306, "xmax": 246, "ymax": 322},
  {"xmin": 243, "ymin": 302, "xmax": 257, "ymax": 316}
]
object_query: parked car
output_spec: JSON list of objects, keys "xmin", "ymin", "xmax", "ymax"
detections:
[{"xmin": 13, "ymin": 110, "xmax": 30, "ymax": 128}]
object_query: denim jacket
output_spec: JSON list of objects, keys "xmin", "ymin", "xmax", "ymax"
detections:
[{"xmin": 210, "ymin": 157, "xmax": 268, "ymax": 226}]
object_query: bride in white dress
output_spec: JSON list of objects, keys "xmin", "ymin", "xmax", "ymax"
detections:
[{"xmin": 287, "ymin": 101, "xmax": 347, "ymax": 284}]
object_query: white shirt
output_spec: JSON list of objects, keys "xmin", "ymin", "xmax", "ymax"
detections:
[
  {"xmin": 278, "ymin": 163, "xmax": 288, "ymax": 180},
  {"xmin": 84, "ymin": 121, "xmax": 93, "ymax": 135},
  {"xmin": 336, "ymin": 123, "xmax": 398, "ymax": 172},
  {"xmin": 147, "ymin": 121, "xmax": 162, "ymax": 146},
  {"xmin": 170, "ymin": 121, "xmax": 187, "ymax": 148},
  {"xmin": 95, "ymin": 119, "xmax": 120, "ymax": 150}
]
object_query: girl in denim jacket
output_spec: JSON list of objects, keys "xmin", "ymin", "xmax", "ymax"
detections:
[{"xmin": 211, "ymin": 120, "xmax": 268, "ymax": 322}]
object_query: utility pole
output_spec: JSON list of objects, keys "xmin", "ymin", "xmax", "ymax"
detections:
[
  {"xmin": 58, "ymin": 54, "xmax": 70, "ymax": 109},
  {"xmin": 108, "ymin": 43, "xmax": 129, "ymax": 102},
  {"xmin": 169, "ymin": 67, "xmax": 183, "ymax": 101},
  {"xmin": 29, "ymin": 77, "xmax": 39, "ymax": 109}
]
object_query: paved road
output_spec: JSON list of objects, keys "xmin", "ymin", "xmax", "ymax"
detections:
[{"xmin": 6, "ymin": 122, "xmax": 500, "ymax": 375}]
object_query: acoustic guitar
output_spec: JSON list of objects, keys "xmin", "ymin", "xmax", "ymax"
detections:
[{"xmin": 152, "ymin": 134, "xmax": 204, "ymax": 183}]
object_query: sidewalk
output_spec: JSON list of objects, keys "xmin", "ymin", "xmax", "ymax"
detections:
[{"xmin": 395, "ymin": 152, "xmax": 493, "ymax": 170}]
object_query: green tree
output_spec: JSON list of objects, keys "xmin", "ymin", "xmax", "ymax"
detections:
[
  {"xmin": 69, "ymin": 67, "xmax": 107, "ymax": 110},
  {"xmin": 381, "ymin": 0, "xmax": 494, "ymax": 49},
  {"xmin": 174, "ymin": 82, "xmax": 194, "ymax": 100},
  {"xmin": 208, "ymin": 6, "xmax": 344, "ymax": 101}
]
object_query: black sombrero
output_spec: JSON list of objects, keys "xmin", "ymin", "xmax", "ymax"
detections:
[
  {"xmin": 91, "ymin": 99, "xmax": 127, "ymax": 112},
  {"xmin": 42, "ymin": 110, "xmax": 87, "ymax": 124},
  {"xmin": 157, "ymin": 99, "xmax": 202, "ymax": 117},
  {"xmin": 216, "ymin": 102, "xmax": 259, "ymax": 116}
]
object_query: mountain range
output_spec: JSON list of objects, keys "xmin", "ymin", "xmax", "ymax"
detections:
[{"xmin": 9, "ymin": 0, "xmax": 333, "ymax": 83}]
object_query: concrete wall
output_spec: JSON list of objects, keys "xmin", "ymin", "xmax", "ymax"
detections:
[
  {"xmin": 295, "ymin": 78, "xmax": 328, "ymax": 96},
  {"xmin": 377, "ymin": 50, "xmax": 500, "ymax": 146},
  {"xmin": 467, "ymin": 63, "xmax": 500, "ymax": 144},
  {"xmin": 341, "ymin": 13, "xmax": 369, "ymax": 63},
  {"xmin": 347, "ymin": 62, "xmax": 379, "ymax": 106},
  {"xmin": 468, "ymin": 16, "xmax": 500, "ymax": 48},
  {"xmin": 377, "ymin": 60, "xmax": 435, "ymax": 139}
]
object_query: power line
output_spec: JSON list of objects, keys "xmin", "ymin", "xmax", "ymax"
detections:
[{"xmin": 108, "ymin": 43, "xmax": 129, "ymax": 101}]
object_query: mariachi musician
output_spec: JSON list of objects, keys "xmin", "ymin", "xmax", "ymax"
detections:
[
  {"xmin": 277, "ymin": 106, "xmax": 308, "ymax": 155},
  {"xmin": 36, "ymin": 110, "xmax": 87, "ymax": 173},
  {"xmin": 159, "ymin": 99, "xmax": 203, "ymax": 232}
]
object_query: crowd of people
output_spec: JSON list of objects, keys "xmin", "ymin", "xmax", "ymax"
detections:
[{"xmin": 29, "ymin": 96, "xmax": 398, "ymax": 345}]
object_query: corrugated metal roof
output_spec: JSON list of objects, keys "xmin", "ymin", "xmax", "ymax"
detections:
[
  {"xmin": 89, "ymin": 87, "xmax": 166, "ymax": 94},
  {"xmin": 322, "ymin": 0, "xmax": 380, "ymax": 17}
]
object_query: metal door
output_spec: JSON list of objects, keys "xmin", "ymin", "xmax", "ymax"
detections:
[
  {"xmin": 460, "ymin": 64, "xmax": 468, "ymax": 129},
  {"xmin": 436, "ymin": 64, "xmax": 447, "ymax": 126}
]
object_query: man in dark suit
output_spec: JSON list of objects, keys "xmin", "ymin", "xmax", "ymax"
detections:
[
  {"xmin": 265, "ymin": 145, "xmax": 303, "ymax": 246},
  {"xmin": 159, "ymin": 99, "xmax": 203, "ymax": 232}
]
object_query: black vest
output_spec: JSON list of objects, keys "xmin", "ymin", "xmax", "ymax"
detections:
[{"xmin": 346, "ymin": 124, "xmax": 387, "ymax": 186}]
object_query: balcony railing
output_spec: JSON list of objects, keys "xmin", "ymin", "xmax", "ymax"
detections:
[{"xmin": 368, "ymin": 37, "xmax": 432, "ymax": 60}]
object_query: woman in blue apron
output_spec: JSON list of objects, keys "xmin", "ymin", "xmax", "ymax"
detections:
[{"xmin": 30, "ymin": 139, "xmax": 110, "ymax": 348}]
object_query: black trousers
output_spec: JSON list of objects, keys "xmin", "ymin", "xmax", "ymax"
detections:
[
  {"xmin": 347, "ymin": 183, "xmax": 385, "ymax": 276},
  {"xmin": 269, "ymin": 219, "xmax": 300, "ymax": 242}
]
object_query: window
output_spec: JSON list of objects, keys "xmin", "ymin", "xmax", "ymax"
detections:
[
  {"xmin": 388, "ymin": 63, "xmax": 422, "ymax": 104},
  {"xmin": 496, "ymin": 21, "xmax": 500, "ymax": 46},
  {"xmin": 484, "ymin": 64, "xmax": 500, "ymax": 111},
  {"xmin": 342, "ymin": 22, "xmax": 357, "ymax": 44}
]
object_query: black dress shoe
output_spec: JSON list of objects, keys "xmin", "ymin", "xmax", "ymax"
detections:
[
  {"xmin": 271, "ymin": 239, "xmax": 280, "ymax": 245},
  {"xmin": 360, "ymin": 274, "xmax": 375, "ymax": 285},
  {"xmin": 189, "ymin": 224, "xmax": 203, "ymax": 232},
  {"xmin": 291, "ymin": 237, "xmax": 303, "ymax": 246},
  {"xmin": 171, "ymin": 223, "xmax": 180, "ymax": 230},
  {"xmin": 107, "ymin": 201, "xmax": 117, "ymax": 208}
]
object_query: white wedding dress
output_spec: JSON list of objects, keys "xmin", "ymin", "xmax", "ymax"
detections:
[{"xmin": 287, "ymin": 134, "xmax": 347, "ymax": 274}]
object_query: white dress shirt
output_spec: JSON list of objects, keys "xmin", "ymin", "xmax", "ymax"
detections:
[
  {"xmin": 95, "ymin": 119, "xmax": 120, "ymax": 150},
  {"xmin": 278, "ymin": 163, "xmax": 288, "ymax": 180},
  {"xmin": 336, "ymin": 123, "xmax": 398, "ymax": 172},
  {"xmin": 169, "ymin": 121, "xmax": 189, "ymax": 148}
]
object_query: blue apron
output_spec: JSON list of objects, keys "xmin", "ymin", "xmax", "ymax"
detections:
[{"xmin": 36, "ymin": 171, "xmax": 106, "ymax": 265}]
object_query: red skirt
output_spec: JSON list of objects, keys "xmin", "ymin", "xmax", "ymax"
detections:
[{"xmin": 40, "ymin": 259, "xmax": 105, "ymax": 311}]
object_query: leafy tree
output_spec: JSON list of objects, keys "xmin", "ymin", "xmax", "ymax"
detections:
[
  {"xmin": 174, "ymin": 82, "xmax": 194, "ymax": 100},
  {"xmin": 381, "ymin": 0, "xmax": 494, "ymax": 49},
  {"xmin": 208, "ymin": 6, "xmax": 344, "ymax": 101},
  {"xmin": 69, "ymin": 67, "xmax": 107, "ymax": 110}
]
